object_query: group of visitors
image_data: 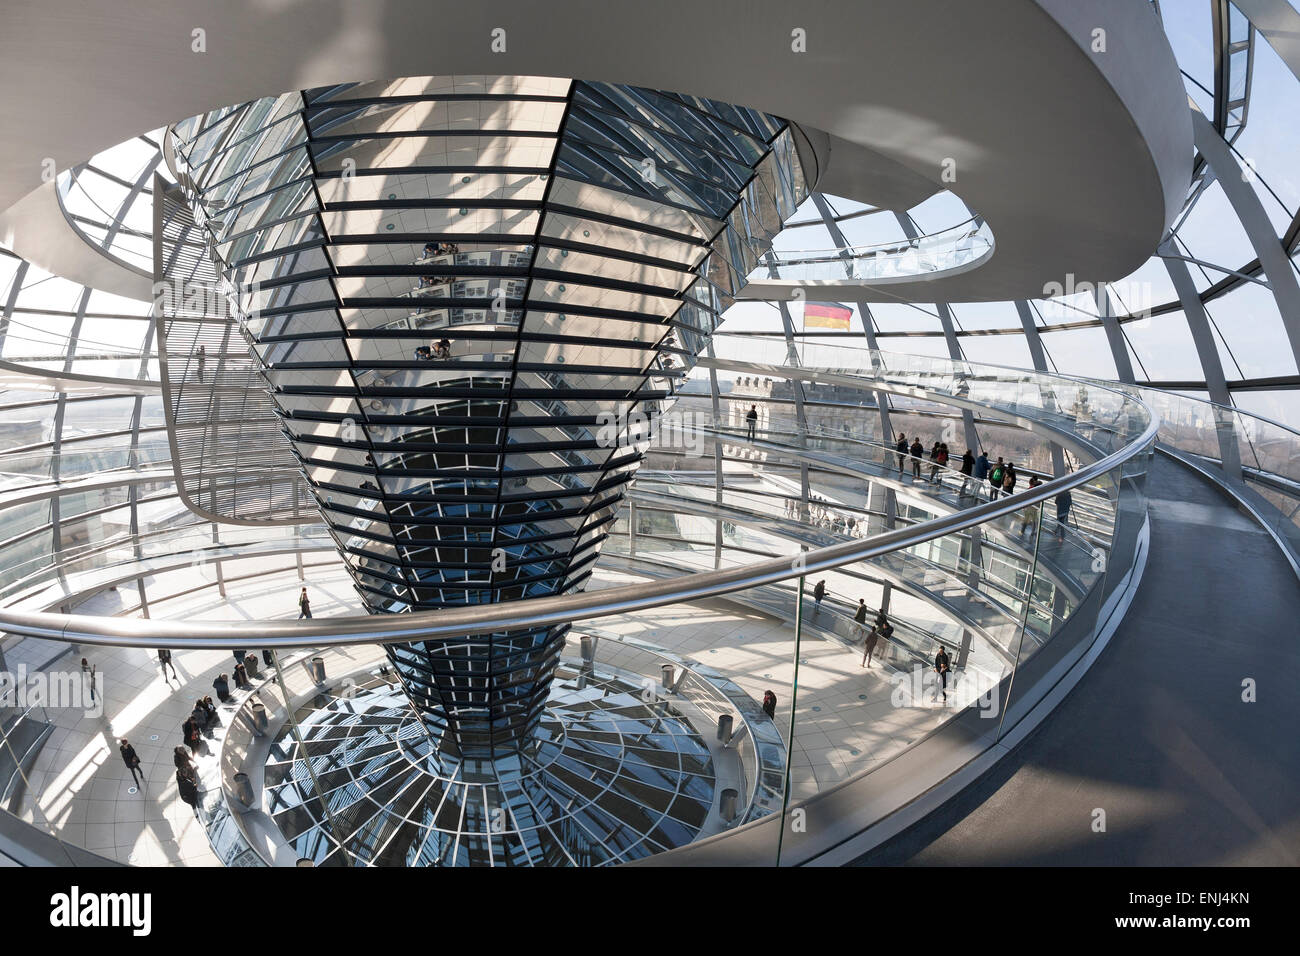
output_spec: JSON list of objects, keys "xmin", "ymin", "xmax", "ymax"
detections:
[
  {"xmin": 118, "ymin": 735, "xmax": 200, "ymax": 811},
  {"xmin": 893, "ymin": 435, "xmax": 1076, "ymax": 540},
  {"xmin": 895, "ymin": 434, "xmax": 963, "ymax": 486},
  {"xmin": 181, "ymin": 696, "xmax": 220, "ymax": 757},
  {"xmin": 422, "ymin": 241, "xmax": 459, "ymax": 259},
  {"xmin": 107, "ymin": 617, "xmax": 298, "ymax": 811},
  {"xmin": 414, "ymin": 337, "xmax": 452, "ymax": 360},
  {"xmin": 808, "ymin": 581, "xmax": 899, "ymax": 669},
  {"xmin": 857, "ymin": 603, "xmax": 895, "ymax": 669}
]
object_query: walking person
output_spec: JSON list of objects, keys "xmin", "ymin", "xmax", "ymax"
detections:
[
  {"xmin": 958, "ymin": 448, "xmax": 975, "ymax": 496},
  {"xmin": 745, "ymin": 405, "xmax": 758, "ymax": 441},
  {"xmin": 973, "ymin": 450, "xmax": 990, "ymax": 498},
  {"xmin": 928, "ymin": 441, "xmax": 942, "ymax": 483},
  {"xmin": 936, "ymin": 443, "xmax": 950, "ymax": 483},
  {"xmin": 909, "ymin": 437, "xmax": 924, "ymax": 479},
  {"xmin": 1018, "ymin": 474, "xmax": 1042, "ymax": 537},
  {"xmin": 157, "ymin": 648, "xmax": 178, "ymax": 681},
  {"xmin": 895, "ymin": 433, "xmax": 908, "ymax": 477},
  {"xmin": 988, "ymin": 457, "xmax": 1005, "ymax": 500},
  {"xmin": 1055, "ymin": 488, "xmax": 1073, "ymax": 541},
  {"xmin": 297, "ymin": 587, "xmax": 312, "ymax": 619},
  {"xmin": 934, "ymin": 645, "xmax": 952, "ymax": 703},
  {"xmin": 212, "ymin": 672, "xmax": 231, "ymax": 702},
  {"xmin": 761, "ymin": 689, "xmax": 777, "ymax": 720},
  {"xmin": 80, "ymin": 658, "xmax": 97, "ymax": 705},
  {"xmin": 812, "ymin": 580, "xmax": 826, "ymax": 618},
  {"xmin": 1019, "ymin": 496, "xmax": 1041, "ymax": 540},
  {"xmin": 119, "ymin": 738, "xmax": 143, "ymax": 788},
  {"xmin": 861, "ymin": 625, "xmax": 881, "ymax": 668}
]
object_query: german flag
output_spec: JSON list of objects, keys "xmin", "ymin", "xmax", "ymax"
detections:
[{"xmin": 803, "ymin": 301, "xmax": 853, "ymax": 330}]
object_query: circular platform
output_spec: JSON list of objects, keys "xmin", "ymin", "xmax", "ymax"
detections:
[{"xmin": 258, "ymin": 647, "xmax": 766, "ymax": 866}]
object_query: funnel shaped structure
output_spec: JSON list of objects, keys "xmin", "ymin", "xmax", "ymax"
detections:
[{"xmin": 168, "ymin": 75, "xmax": 809, "ymax": 763}]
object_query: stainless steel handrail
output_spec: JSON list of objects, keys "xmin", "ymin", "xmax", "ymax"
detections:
[
  {"xmin": 0, "ymin": 399, "xmax": 1158, "ymax": 649},
  {"xmin": 762, "ymin": 215, "xmax": 986, "ymax": 261}
]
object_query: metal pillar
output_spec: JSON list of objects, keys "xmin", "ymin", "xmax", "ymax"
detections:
[
  {"xmin": 706, "ymin": 340, "xmax": 724, "ymax": 569},
  {"xmin": 1015, "ymin": 300, "xmax": 1068, "ymax": 478},
  {"xmin": 1162, "ymin": 253, "xmax": 1245, "ymax": 480},
  {"xmin": 1092, "ymin": 283, "xmax": 1138, "ymax": 384},
  {"xmin": 894, "ymin": 213, "xmax": 980, "ymax": 453},
  {"xmin": 1190, "ymin": 108, "xmax": 1300, "ymax": 373}
]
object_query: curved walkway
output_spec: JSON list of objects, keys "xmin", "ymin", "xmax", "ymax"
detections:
[{"xmin": 856, "ymin": 455, "xmax": 1300, "ymax": 866}]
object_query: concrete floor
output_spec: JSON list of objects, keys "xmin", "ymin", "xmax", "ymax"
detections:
[{"xmin": 856, "ymin": 456, "xmax": 1300, "ymax": 866}]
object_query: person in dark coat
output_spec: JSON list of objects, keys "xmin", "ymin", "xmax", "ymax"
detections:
[
  {"xmin": 853, "ymin": 599, "xmax": 869, "ymax": 639},
  {"xmin": 213, "ymin": 673, "xmax": 231, "ymax": 702},
  {"xmin": 909, "ymin": 438, "xmax": 924, "ymax": 479},
  {"xmin": 745, "ymin": 405, "xmax": 758, "ymax": 441},
  {"xmin": 182, "ymin": 717, "xmax": 202, "ymax": 756},
  {"xmin": 895, "ymin": 434, "xmax": 908, "ymax": 476},
  {"xmin": 1002, "ymin": 462, "xmax": 1018, "ymax": 496},
  {"xmin": 812, "ymin": 580, "xmax": 826, "ymax": 617},
  {"xmin": 119, "ymin": 739, "xmax": 143, "ymax": 787},
  {"xmin": 934, "ymin": 646, "xmax": 952, "ymax": 702},
  {"xmin": 959, "ymin": 449, "xmax": 975, "ymax": 496},
  {"xmin": 174, "ymin": 746, "xmax": 195, "ymax": 774},
  {"xmin": 176, "ymin": 767, "xmax": 200, "ymax": 817},
  {"xmin": 988, "ymin": 457, "xmax": 1005, "ymax": 499},
  {"xmin": 974, "ymin": 451, "xmax": 990, "ymax": 494},
  {"xmin": 1055, "ymin": 489, "xmax": 1074, "ymax": 540},
  {"xmin": 191, "ymin": 700, "xmax": 211, "ymax": 735},
  {"xmin": 761, "ymin": 689, "xmax": 777, "ymax": 719}
]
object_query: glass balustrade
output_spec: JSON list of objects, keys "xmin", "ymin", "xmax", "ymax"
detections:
[
  {"xmin": 0, "ymin": 345, "xmax": 1157, "ymax": 866},
  {"xmin": 756, "ymin": 217, "xmax": 994, "ymax": 282}
]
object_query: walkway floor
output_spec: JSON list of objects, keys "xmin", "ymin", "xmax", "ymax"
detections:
[
  {"xmin": 856, "ymin": 456, "xmax": 1300, "ymax": 865},
  {"xmin": 8, "ymin": 557, "xmax": 978, "ymax": 864}
]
